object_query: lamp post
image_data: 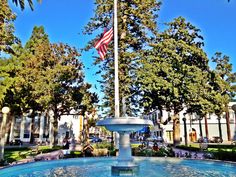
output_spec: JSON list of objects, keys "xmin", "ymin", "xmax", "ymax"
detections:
[
  {"xmin": 198, "ymin": 117, "xmax": 203, "ymax": 138},
  {"xmin": 0, "ymin": 107, "xmax": 10, "ymax": 161},
  {"xmin": 231, "ymin": 104, "xmax": 236, "ymax": 141},
  {"xmin": 182, "ymin": 114, "xmax": 187, "ymax": 146}
]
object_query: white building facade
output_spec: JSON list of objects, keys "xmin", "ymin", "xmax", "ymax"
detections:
[
  {"xmin": 3, "ymin": 111, "xmax": 85, "ymax": 144},
  {"xmin": 146, "ymin": 101, "xmax": 236, "ymax": 144}
]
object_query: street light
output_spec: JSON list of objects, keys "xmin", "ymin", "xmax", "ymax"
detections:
[
  {"xmin": 0, "ymin": 106, "xmax": 10, "ymax": 161},
  {"xmin": 182, "ymin": 114, "xmax": 187, "ymax": 146}
]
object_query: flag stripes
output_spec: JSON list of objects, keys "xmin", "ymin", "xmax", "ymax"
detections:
[{"xmin": 94, "ymin": 28, "xmax": 113, "ymax": 60}]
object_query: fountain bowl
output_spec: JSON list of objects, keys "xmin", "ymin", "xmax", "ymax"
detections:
[{"xmin": 96, "ymin": 117, "xmax": 153, "ymax": 132}]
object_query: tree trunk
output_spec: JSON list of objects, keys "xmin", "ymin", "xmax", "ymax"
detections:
[
  {"xmin": 204, "ymin": 115, "xmax": 209, "ymax": 139},
  {"xmin": 5, "ymin": 115, "xmax": 12, "ymax": 144},
  {"xmin": 182, "ymin": 117, "xmax": 187, "ymax": 146},
  {"xmin": 199, "ymin": 118, "xmax": 203, "ymax": 138},
  {"xmin": 218, "ymin": 116, "xmax": 222, "ymax": 139},
  {"xmin": 225, "ymin": 106, "xmax": 231, "ymax": 141},
  {"xmin": 30, "ymin": 117, "xmax": 35, "ymax": 144},
  {"xmin": 53, "ymin": 120, "xmax": 58, "ymax": 146},
  {"xmin": 0, "ymin": 111, "xmax": 8, "ymax": 161},
  {"xmin": 9, "ymin": 115, "xmax": 15, "ymax": 143},
  {"xmin": 49, "ymin": 114, "xmax": 54, "ymax": 148},
  {"xmin": 173, "ymin": 113, "xmax": 180, "ymax": 146}
]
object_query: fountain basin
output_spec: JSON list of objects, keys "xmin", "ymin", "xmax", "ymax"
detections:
[
  {"xmin": 1, "ymin": 157, "xmax": 236, "ymax": 177},
  {"xmin": 96, "ymin": 117, "xmax": 153, "ymax": 132}
]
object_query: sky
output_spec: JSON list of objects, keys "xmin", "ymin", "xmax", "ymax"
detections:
[{"xmin": 9, "ymin": 0, "xmax": 236, "ymax": 98}]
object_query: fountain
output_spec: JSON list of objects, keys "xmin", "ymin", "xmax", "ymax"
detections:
[{"xmin": 97, "ymin": 117, "xmax": 153, "ymax": 176}]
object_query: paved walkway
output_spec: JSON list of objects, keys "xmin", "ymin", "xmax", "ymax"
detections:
[{"xmin": 172, "ymin": 147, "xmax": 205, "ymax": 159}]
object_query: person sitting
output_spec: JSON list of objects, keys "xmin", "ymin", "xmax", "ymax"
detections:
[
  {"xmin": 83, "ymin": 143, "xmax": 94, "ymax": 157},
  {"xmin": 152, "ymin": 141, "xmax": 159, "ymax": 151},
  {"xmin": 62, "ymin": 137, "xmax": 70, "ymax": 149}
]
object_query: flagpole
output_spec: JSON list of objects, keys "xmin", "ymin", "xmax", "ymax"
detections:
[{"xmin": 114, "ymin": 0, "xmax": 119, "ymax": 119}]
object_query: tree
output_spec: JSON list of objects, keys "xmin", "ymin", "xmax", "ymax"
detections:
[
  {"xmin": 185, "ymin": 70, "xmax": 214, "ymax": 139},
  {"xmin": 137, "ymin": 17, "xmax": 209, "ymax": 146},
  {"xmin": 84, "ymin": 0, "xmax": 161, "ymax": 117},
  {"xmin": 8, "ymin": 26, "xmax": 89, "ymax": 146},
  {"xmin": 11, "ymin": 0, "xmax": 41, "ymax": 11},
  {"xmin": 211, "ymin": 52, "xmax": 236, "ymax": 141},
  {"xmin": 0, "ymin": 0, "xmax": 18, "ymax": 55}
]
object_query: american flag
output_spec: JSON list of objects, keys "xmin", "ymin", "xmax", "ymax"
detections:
[{"xmin": 94, "ymin": 28, "xmax": 113, "ymax": 60}]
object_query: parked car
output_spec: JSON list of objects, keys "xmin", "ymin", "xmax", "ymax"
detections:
[
  {"xmin": 9, "ymin": 139, "xmax": 23, "ymax": 146},
  {"xmin": 210, "ymin": 136, "xmax": 223, "ymax": 143},
  {"xmin": 197, "ymin": 137, "xmax": 209, "ymax": 143},
  {"xmin": 91, "ymin": 137, "xmax": 102, "ymax": 143},
  {"xmin": 147, "ymin": 135, "xmax": 163, "ymax": 142}
]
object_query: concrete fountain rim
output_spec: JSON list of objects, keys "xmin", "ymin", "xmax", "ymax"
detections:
[{"xmin": 96, "ymin": 117, "xmax": 153, "ymax": 126}]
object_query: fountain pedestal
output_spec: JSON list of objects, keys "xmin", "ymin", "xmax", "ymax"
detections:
[
  {"xmin": 96, "ymin": 117, "xmax": 153, "ymax": 176},
  {"xmin": 112, "ymin": 132, "xmax": 138, "ymax": 176}
]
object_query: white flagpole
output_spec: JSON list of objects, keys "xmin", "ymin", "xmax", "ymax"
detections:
[{"xmin": 114, "ymin": 0, "xmax": 120, "ymax": 119}]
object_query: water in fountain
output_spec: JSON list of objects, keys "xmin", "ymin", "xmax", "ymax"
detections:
[{"xmin": 1, "ymin": 157, "xmax": 236, "ymax": 177}]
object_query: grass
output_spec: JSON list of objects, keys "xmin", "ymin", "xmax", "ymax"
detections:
[
  {"xmin": 4, "ymin": 150, "xmax": 31, "ymax": 163},
  {"xmin": 3, "ymin": 145, "xmax": 63, "ymax": 164}
]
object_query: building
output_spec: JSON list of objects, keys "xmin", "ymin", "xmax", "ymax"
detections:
[
  {"xmin": 145, "ymin": 101, "xmax": 236, "ymax": 144},
  {"xmin": 0, "ymin": 110, "xmax": 95, "ymax": 145}
]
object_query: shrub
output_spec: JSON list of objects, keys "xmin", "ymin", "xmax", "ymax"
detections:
[
  {"xmin": 132, "ymin": 147, "xmax": 174, "ymax": 157},
  {"xmin": 175, "ymin": 145, "xmax": 200, "ymax": 152},
  {"xmin": 40, "ymin": 146, "xmax": 62, "ymax": 153},
  {"xmin": 109, "ymin": 149, "xmax": 117, "ymax": 156},
  {"xmin": 94, "ymin": 142, "xmax": 112, "ymax": 149},
  {"xmin": 5, "ymin": 147, "xmax": 30, "ymax": 151},
  {"xmin": 207, "ymin": 144, "xmax": 236, "ymax": 149},
  {"xmin": 0, "ymin": 159, "xmax": 6, "ymax": 166},
  {"xmin": 212, "ymin": 150, "xmax": 236, "ymax": 162},
  {"xmin": 63, "ymin": 151, "xmax": 83, "ymax": 158}
]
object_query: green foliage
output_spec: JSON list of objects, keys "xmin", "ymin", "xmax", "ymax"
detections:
[
  {"xmin": 68, "ymin": 151, "xmax": 82, "ymax": 158},
  {"xmin": 5, "ymin": 147, "xmax": 30, "ymax": 151},
  {"xmin": 39, "ymin": 146, "xmax": 62, "ymax": 153},
  {"xmin": 11, "ymin": 0, "xmax": 42, "ymax": 11},
  {"xmin": 4, "ymin": 149, "xmax": 30, "ymax": 164},
  {"xmin": 207, "ymin": 144, "xmax": 236, "ymax": 149},
  {"xmin": 93, "ymin": 142, "xmax": 112, "ymax": 149},
  {"xmin": 137, "ymin": 17, "xmax": 210, "ymax": 146},
  {"xmin": 1, "ymin": 25, "xmax": 98, "ymax": 146},
  {"xmin": 138, "ymin": 17, "xmax": 209, "ymax": 114},
  {"xmin": 212, "ymin": 150, "xmax": 236, "ymax": 162},
  {"xmin": 175, "ymin": 145, "xmax": 201, "ymax": 152},
  {"xmin": 0, "ymin": 0, "xmax": 19, "ymax": 105},
  {"xmin": 3, "ymin": 146, "xmax": 63, "ymax": 164},
  {"xmin": 0, "ymin": 0, "xmax": 18, "ymax": 55},
  {"xmin": 210, "ymin": 52, "xmax": 236, "ymax": 115}
]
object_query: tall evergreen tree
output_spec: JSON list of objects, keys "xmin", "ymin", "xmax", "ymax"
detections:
[
  {"xmin": 137, "ymin": 17, "xmax": 209, "ymax": 146},
  {"xmin": 84, "ymin": 0, "xmax": 161, "ymax": 117},
  {"xmin": 211, "ymin": 52, "xmax": 236, "ymax": 140}
]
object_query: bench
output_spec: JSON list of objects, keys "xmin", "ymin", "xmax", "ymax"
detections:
[{"xmin": 34, "ymin": 150, "xmax": 64, "ymax": 161}]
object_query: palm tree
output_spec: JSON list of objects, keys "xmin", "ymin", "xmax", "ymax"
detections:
[{"xmin": 11, "ymin": 0, "xmax": 41, "ymax": 11}]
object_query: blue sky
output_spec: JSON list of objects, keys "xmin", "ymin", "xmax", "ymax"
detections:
[{"xmin": 10, "ymin": 0, "xmax": 236, "ymax": 96}]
